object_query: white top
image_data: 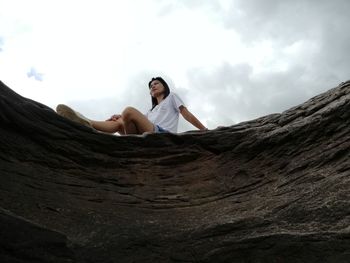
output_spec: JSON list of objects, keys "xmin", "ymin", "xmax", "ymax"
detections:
[{"xmin": 145, "ymin": 92, "xmax": 185, "ymax": 133}]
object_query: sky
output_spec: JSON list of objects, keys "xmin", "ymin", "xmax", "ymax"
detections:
[{"xmin": 0, "ymin": 0, "xmax": 349, "ymax": 132}]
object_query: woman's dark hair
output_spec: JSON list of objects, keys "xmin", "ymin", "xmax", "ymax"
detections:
[{"xmin": 148, "ymin": 77, "xmax": 170, "ymax": 110}]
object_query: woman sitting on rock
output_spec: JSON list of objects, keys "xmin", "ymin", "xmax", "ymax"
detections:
[{"xmin": 56, "ymin": 77, "xmax": 207, "ymax": 135}]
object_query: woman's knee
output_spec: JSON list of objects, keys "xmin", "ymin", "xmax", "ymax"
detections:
[{"xmin": 122, "ymin": 106, "xmax": 138, "ymax": 120}]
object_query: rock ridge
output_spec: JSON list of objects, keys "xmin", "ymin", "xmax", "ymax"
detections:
[{"xmin": 0, "ymin": 80, "xmax": 349, "ymax": 262}]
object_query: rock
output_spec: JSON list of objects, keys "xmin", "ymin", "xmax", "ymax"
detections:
[
  {"xmin": 0, "ymin": 80, "xmax": 349, "ymax": 262},
  {"xmin": 0, "ymin": 208, "xmax": 75, "ymax": 262}
]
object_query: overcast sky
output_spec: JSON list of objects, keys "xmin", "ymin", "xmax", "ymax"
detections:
[{"xmin": 0, "ymin": 0, "xmax": 349, "ymax": 132}]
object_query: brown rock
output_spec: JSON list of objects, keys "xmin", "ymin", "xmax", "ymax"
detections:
[{"xmin": 0, "ymin": 80, "xmax": 349, "ymax": 262}]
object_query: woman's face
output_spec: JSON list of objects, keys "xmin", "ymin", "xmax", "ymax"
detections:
[{"xmin": 149, "ymin": 80, "xmax": 165, "ymax": 97}]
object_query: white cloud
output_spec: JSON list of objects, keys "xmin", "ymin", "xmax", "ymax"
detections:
[
  {"xmin": 27, "ymin": 67, "xmax": 44, "ymax": 81},
  {"xmin": 0, "ymin": 36, "xmax": 3, "ymax": 52}
]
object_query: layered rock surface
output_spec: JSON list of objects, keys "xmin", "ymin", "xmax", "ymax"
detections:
[{"xmin": 0, "ymin": 80, "xmax": 349, "ymax": 262}]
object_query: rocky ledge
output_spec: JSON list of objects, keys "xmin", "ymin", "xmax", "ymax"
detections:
[{"xmin": 0, "ymin": 80, "xmax": 349, "ymax": 262}]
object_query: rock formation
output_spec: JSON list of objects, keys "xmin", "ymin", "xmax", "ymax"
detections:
[{"xmin": 0, "ymin": 80, "xmax": 349, "ymax": 262}]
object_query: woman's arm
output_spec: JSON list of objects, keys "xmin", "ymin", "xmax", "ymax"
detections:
[{"xmin": 179, "ymin": 106, "xmax": 208, "ymax": 130}]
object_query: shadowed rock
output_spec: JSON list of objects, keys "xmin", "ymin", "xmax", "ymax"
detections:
[{"xmin": 0, "ymin": 80, "xmax": 349, "ymax": 262}]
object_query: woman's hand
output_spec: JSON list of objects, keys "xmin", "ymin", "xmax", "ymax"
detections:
[{"xmin": 106, "ymin": 114, "xmax": 122, "ymax": 121}]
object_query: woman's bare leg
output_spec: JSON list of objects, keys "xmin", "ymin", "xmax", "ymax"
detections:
[
  {"xmin": 56, "ymin": 104, "xmax": 127, "ymax": 134},
  {"xmin": 122, "ymin": 107, "xmax": 155, "ymax": 134},
  {"xmin": 91, "ymin": 119, "xmax": 125, "ymax": 134},
  {"xmin": 123, "ymin": 119, "xmax": 138, "ymax": 134}
]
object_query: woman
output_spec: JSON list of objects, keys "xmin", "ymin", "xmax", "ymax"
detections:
[{"xmin": 56, "ymin": 77, "xmax": 207, "ymax": 134}]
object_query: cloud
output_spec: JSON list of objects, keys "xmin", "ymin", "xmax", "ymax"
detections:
[
  {"xmin": 222, "ymin": 1, "xmax": 348, "ymax": 40},
  {"xmin": 184, "ymin": 60, "xmax": 340, "ymax": 128},
  {"xmin": 0, "ymin": 36, "xmax": 4, "ymax": 52},
  {"xmin": 162, "ymin": 0, "xmax": 350, "ymax": 127},
  {"xmin": 222, "ymin": 0, "xmax": 350, "ymax": 71},
  {"xmin": 27, "ymin": 67, "xmax": 44, "ymax": 81},
  {"xmin": 68, "ymin": 0, "xmax": 350, "ymax": 131},
  {"xmin": 2, "ymin": 0, "xmax": 349, "ymax": 133},
  {"xmin": 156, "ymin": 0, "xmax": 221, "ymax": 15}
]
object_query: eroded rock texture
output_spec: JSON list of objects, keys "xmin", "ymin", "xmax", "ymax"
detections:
[{"xmin": 0, "ymin": 80, "xmax": 349, "ymax": 262}]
